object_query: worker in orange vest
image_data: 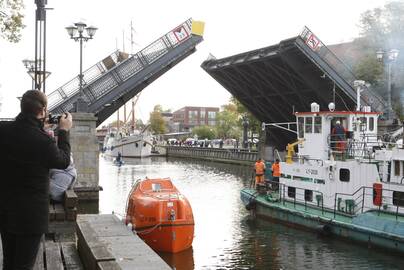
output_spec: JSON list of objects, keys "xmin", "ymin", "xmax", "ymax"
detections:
[
  {"xmin": 271, "ymin": 159, "xmax": 281, "ymax": 191},
  {"xmin": 254, "ymin": 158, "xmax": 266, "ymax": 188}
]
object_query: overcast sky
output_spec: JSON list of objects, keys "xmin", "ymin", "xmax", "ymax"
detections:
[{"xmin": 0, "ymin": 0, "xmax": 389, "ymax": 124}]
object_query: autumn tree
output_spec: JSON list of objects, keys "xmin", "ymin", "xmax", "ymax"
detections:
[
  {"xmin": 108, "ymin": 120, "xmax": 125, "ymax": 128},
  {"xmin": 149, "ymin": 105, "xmax": 166, "ymax": 134},
  {"xmin": 0, "ymin": 0, "xmax": 25, "ymax": 42}
]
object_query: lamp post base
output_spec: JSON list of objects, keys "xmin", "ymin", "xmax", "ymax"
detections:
[{"xmin": 74, "ymin": 97, "xmax": 88, "ymax": 113}]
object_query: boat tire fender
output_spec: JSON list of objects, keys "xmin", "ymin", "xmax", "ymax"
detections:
[{"xmin": 316, "ymin": 224, "xmax": 331, "ymax": 236}]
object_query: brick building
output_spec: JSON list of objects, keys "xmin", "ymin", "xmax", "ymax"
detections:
[{"xmin": 172, "ymin": 106, "xmax": 219, "ymax": 131}]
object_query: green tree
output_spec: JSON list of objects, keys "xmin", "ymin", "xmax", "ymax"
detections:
[
  {"xmin": 192, "ymin": 125, "xmax": 216, "ymax": 140},
  {"xmin": 354, "ymin": 1, "xmax": 404, "ymax": 116},
  {"xmin": 353, "ymin": 55, "xmax": 383, "ymax": 85},
  {"xmin": 230, "ymin": 96, "xmax": 260, "ymax": 134},
  {"xmin": 0, "ymin": 0, "xmax": 25, "ymax": 42},
  {"xmin": 216, "ymin": 103, "xmax": 241, "ymax": 139},
  {"xmin": 149, "ymin": 104, "xmax": 166, "ymax": 134}
]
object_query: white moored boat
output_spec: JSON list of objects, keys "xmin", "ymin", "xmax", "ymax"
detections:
[
  {"xmin": 103, "ymin": 128, "xmax": 152, "ymax": 158},
  {"xmin": 242, "ymin": 96, "xmax": 404, "ymax": 253}
]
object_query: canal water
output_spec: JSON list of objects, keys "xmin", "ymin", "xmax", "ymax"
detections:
[{"xmin": 99, "ymin": 156, "xmax": 403, "ymax": 270}]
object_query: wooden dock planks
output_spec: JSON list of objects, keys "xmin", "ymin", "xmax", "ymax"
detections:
[
  {"xmin": 77, "ymin": 214, "xmax": 172, "ymax": 270},
  {"xmin": 0, "ymin": 239, "xmax": 82, "ymax": 270}
]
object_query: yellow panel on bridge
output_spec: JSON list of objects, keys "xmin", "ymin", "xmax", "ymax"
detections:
[{"xmin": 192, "ymin": 20, "xmax": 205, "ymax": 36}]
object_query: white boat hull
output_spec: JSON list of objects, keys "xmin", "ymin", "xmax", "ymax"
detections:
[{"xmin": 104, "ymin": 134, "xmax": 152, "ymax": 158}]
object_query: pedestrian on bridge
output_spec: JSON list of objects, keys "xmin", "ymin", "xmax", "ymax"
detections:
[{"xmin": 0, "ymin": 90, "xmax": 72, "ymax": 270}]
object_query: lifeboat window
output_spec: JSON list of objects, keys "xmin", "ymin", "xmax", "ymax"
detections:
[
  {"xmin": 369, "ymin": 117, "xmax": 374, "ymax": 132},
  {"xmin": 339, "ymin": 168, "xmax": 350, "ymax": 182},
  {"xmin": 394, "ymin": 160, "xmax": 400, "ymax": 176},
  {"xmin": 305, "ymin": 117, "xmax": 313, "ymax": 134},
  {"xmin": 304, "ymin": 190, "xmax": 313, "ymax": 201},
  {"xmin": 288, "ymin": 187, "xmax": 296, "ymax": 198},
  {"xmin": 314, "ymin": 117, "xmax": 322, "ymax": 133},
  {"xmin": 393, "ymin": 191, "xmax": 404, "ymax": 207},
  {"xmin": 152, "ymin": 183, "xmax": 161, "ymax": 192},
  {"xmin": 298, "ymin": 117, "xmax": 304, "ymax": 138}
]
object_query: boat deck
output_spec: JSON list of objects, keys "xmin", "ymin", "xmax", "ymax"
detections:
[{"xmin": 244, "ymin": 188, "xmax": 404, "ymax": 224}]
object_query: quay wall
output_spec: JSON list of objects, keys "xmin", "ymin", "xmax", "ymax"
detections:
[{"xmin": 165, "ymin": 146, "xmax": 258, "ymax": 165}]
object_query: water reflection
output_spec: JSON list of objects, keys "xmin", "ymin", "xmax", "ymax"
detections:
[{"xmin": 99, "ymin": 155, "xmax": 403, "ymax": 270}]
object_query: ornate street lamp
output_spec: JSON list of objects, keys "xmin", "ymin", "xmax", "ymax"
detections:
[
  {"xmin": 66, "ymin": 22, "xmax": 97, "ymax": 112},
  {"xmin": 377, "ymin": 49, "xmax": 400, "ymax": 119},
  {"xmin": 22, "ymin": 58, "xmax": 51, "ymax": 90}
]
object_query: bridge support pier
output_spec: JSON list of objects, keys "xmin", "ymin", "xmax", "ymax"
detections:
[{"xmin": 70, "ymin": 113, "xmax": 100, "ymax": 213}]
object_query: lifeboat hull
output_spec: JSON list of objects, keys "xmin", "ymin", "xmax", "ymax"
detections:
[{"xmin": 125, "ymin": 178, "xmax": 194, "ymax": 253}]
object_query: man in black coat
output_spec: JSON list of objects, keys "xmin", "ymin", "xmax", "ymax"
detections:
[{"xmin": 0, "ymin": 90, "xmax": 72, "ymax": 270}]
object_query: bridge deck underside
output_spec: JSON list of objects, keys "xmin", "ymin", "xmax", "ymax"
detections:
[{"xmin": 202, "ymin": 38, "xmax": 358, "ymax": 148}]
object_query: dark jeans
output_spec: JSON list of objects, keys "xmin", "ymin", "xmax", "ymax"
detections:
[
  {"xmin": 272, "ymin": 177, "xmax": 279, "ymax": 191},
  {"xmin": 0, "ymin": 230, "xmax": 42, "ymax": 270}
]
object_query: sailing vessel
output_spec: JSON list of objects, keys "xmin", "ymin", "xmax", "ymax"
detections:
[
  {"xmin": 103, "ymin": 128, "xmax": 152, "ymax": 158},
  {"xmin": 125, "ymin": 178, "xmax": 194, "ymax": 253},
  {"xmin": 242, "ymin": 99, "xmax": 404, "ymax": 253},
  {"xmin": 102, "ymin": 94, "xmax": 153, "ymax": 158}
]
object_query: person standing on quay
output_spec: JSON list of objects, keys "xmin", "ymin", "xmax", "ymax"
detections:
[
  {"xmin": 254, "ymin": 158, "xmax": 266, "ymax": 188},
  {"xmin": 0, "ymin": 90, "xmax": 72, "ymax": 270}
]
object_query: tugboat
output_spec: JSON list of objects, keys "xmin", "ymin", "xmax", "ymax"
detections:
[
  {"xmin": 241, "ymin": 97, "xmax": 404, "ymax": 253},
  {"xmin": 125, "ymin": 178, "xmax": 194, "ymax": 253}
]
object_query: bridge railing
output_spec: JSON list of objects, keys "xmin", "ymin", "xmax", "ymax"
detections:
[
  {"xmin": 165, "ymin": 146, "xmax": 258, "ymax": 163},
  {"xmin": 47, "ymin": 51, "xmax": 122, "ymax": 112},
  {"xmin": 48, "ymin": 18, "xmax": 194, "ymax": 113},
  {"xmin": 298, "ymin": 26, "xmax": 385, "ymax": 112}
]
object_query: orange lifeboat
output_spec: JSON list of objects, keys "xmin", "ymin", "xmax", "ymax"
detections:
[{"xmin": 125, "ymin": 178, "xmax": 194, "ymax": 253}]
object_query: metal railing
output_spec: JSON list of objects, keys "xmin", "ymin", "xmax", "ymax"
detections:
[
  {"xmin": 334, "ymin": 186, "xmax": 404, "ymax": 220},
  {"xmin": 328, "ymin": 134, "xmax": 384, "ymax": 160},
  {"xmin": 298, "ymin": 26, "xmax": 385, "ymax": 112},
  {"xmin": 47, "ymin": 50, "xmax": 122, "ymax": 112},
  {"xmin": 166, "ymin": 145, "xmax": 258, "ymax": 162},
  {"xmin": 48, "ymin": 18, "xmax": 194, "ymax": 113},
  {"xmin": 261, "ymin": 180, "xmax": 326, "ymax": 215}
]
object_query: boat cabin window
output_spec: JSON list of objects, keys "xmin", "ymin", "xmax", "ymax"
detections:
[
  {"xmin": 359, "ymin": 117, "xmax": 367, "ymax": 131},
  {"xmin": 352, "ymin": 117, "xmax": 357, "ymax": 131},
  {"xmin": 369, "ymin": 117, "xmax": 374, "ymax": 132},
  {"xmin": 395, "ymin": 160, "xmax": 400, "ymax": 176},
  {"xmin": 304, "ymin": 190, "xmax": 313, "ymax": 202},
  {"xmin": 305, "ymin": 117, "xmax": 313, "ymax": 134},
  {"xmin": 314, "ymin": 117, "xmax": 322, "ymax": 133},
  {"xmin": 298, "ymin": 117, "xmax": 304, "ymax": 138},
  {"xmin": 393, "ymin": 191, "xmax": 404, "ymax": 207},
  {"xmin": 339, "ymin": 168, "xmax": 350, "ymax": 182},
  {"xmin": 288, "ymin": 187, "xmax": 296, "ymax": 198}
]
